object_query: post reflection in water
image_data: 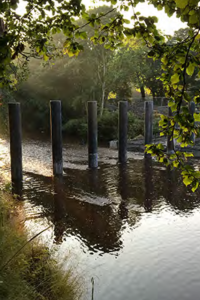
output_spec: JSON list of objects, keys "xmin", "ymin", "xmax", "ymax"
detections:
[
  {"xmin": 144, "ymin": 158, "xmax": 153, "ymax": 212},
  {"xmin": 53, "ymin": 176, "xmax": 67, "ymax": 244},
  {"xmin": 118, "ymin": 165, "xmax": 129, "ymax": 220},
  {"xmin": 88, "ymin": 168, "xmax": 99, "ymax": 194},
  {"xmin": 22, "ymin": 155, "xmax": 200, "ymax": 263},
  {"xmin": 50, "ymin": 168, "xmax": 123, "ymax": 252},
  {"xmin": 164, "ymin": 167, "xmax": 195, "ymax": 211},
  {"xmin": 165, "ymin": 167, "xmax": 176, "ymax": 206}
]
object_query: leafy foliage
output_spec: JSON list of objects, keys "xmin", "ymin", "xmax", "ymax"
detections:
[
  {"xmin": 63, "ymin": 111, "xmax": 160, "ymax": 143},
  {"xmin": 107, "ymin": 38, "xmax": 164, "ymax": 99}
]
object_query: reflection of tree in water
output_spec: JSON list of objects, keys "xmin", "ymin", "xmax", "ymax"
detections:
[
  {"xmin": 142, "ymin": 163, "xmax": 200, "ymax": 213},
  {"xmin": 22, "ymin": 159, "xmax": 200, "ymax": 255},
  {"xmin": 164, "ymin": 168, "xmax": 200, "ymax": 212},
  {"xmin": 54, "ymin": 172, "xmax": 123, "ymax": 252},
  {"xmin": 23, "ymin": 171, "xmax": 123, "ymax": 253},
  {"xmin": 118, "ymin": 159, "xmax": 200, "ymax": 215}
]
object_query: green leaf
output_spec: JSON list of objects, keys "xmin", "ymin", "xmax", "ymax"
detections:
[
  {"xmin": 192, "ymin": 181, "xmax": 199, "ymax": 192},
  {"xmin": 157, "ymin": 4, "xmax": 163, "ymax": 10},
  {"xmin": 194, "ymin": 113, "xmax": 200, "ymax": 121},
  {"xmin": 123, "ymin": 19, "xmax": 130, "ymax": 24},
  {"xmin": 79, "ymin": 31, "xmax": 87, "ymax": 39},
  {"xmin": 184, "ymin": 153, "xmax": 194, "ymax": 158},
  {"xmin": 43, "ymin": 54, "xmax": 49, "ymax": 61},
  {"xmin": 189, "ymin": 13, "xmax": 199, "ymax": 24},
  {"xmin": 168, "ymin": 100, "xmax": 174, "ymax": 107},
  {"xmin": 173, "ymin": 161, "xmax": 179, "ymax": 168},
  {"xmin": 161, "ymin": 55, "xmax": 168, "ymax": 65},
  {"xmin": 175, "ymin": 0, "xmax": 188, "ymax": 9},
  {"xmin": 183, "ymin": 176, "xmax": 193, "ymax": 186},
  {"xmin": 186, "ymin": 63, "xmax": 195, "ymax": 76},
  {"xmin": 171, "ymin": 73, "xmax": 179, "ymax": 84},
  {"xmin": 183, "ymin": 92, "xmax": 191, "ymax": 101},
  {"xmin": 52, "ymin": 27, "xmax": 57, "ymax": 35}
]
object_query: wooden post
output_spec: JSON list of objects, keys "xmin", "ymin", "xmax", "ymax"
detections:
[
  {"xmin": 144, "ymin": 101, "xmax": 153, "ymax": 145},
  {"xmin": 118, "ymin": 101, "xmax": 128, "ymax": 164},
  {"xmin": 50, "ymin": 100, "xmax": 63, "ymax": 176},
  {"xmin": 88, "ymin": 101, "xmax": 98, "ymax": 169},
  {"xmin": 189, "ymin": 101, "xmax": 195, "ymax": 144},
  {"xmin": 167, "ymin": 107, "xmax": 175, "ymax": 154},
  {"xmin": 144, "ymin": 101, "xmax": 153, "ymax": 158},
  {"xmin": 8, "ymin": 102, "xmax": 23, "ymax": 195}
]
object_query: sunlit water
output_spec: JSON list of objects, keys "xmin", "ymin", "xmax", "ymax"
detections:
[{"xmin": 1, "ymin": 136, "xmax": 200, "ymax": 300}]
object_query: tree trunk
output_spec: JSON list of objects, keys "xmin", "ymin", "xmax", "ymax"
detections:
[
  {"xmin": 99, "ymin": 49, "xmax": 106, "ymax": 118},
  {"xmin": 100, "ymin": 81, "xmax": 105, "ymax": 118},
  {"xmin": 140, "ymin": 86, "xmax": 145, "ymax": 99}
]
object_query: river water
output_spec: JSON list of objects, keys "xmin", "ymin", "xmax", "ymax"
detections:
[{"xmin": 1, "ymin": 136, "xmax": 200, "ymax": 300}]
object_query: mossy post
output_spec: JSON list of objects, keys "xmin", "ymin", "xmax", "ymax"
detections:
[
  {"xmin": 189, "ymin": 101, "xmax": 195, "ymax": 144},
  {"xmin": 144, "ymin": 101, "xmax": 153, "ymax": 156},
  {"xmin": 88, "ymin": 101, "xmax": 98, "ymax": 169},
  {"xmin": 8, "ymin": 102, "xmax": 23, "ymax": 194},
  {"xmin": 50, "ymin": 100, "xmax": 63, "ymax": 176},
  {"xmin": 167, "ymin": 107, "xmax": 175, "ymax": 154},
  {"xmin": 118, "ymin": 101, "xmax": 128, "ymax": 164}
]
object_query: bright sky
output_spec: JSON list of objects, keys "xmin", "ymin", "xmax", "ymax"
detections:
[{"xmin": 17, "ymin": 0, "xmax": 186, "ymax": 35}]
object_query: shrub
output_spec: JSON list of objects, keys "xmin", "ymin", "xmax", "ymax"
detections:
[
  {"xmin": 127, "ymin": 112, "xmax": 144, "ymax": 139},
  {"xmin": 63, "ymin": 112, "xmax": 145, "ymax": 142},
  {"xmin": 63, "ymin": 118, "xmax": 87, "ymax": 141},
  {"xmin": 63, "ymin": 112, "xmax": 146, "ymax": 142},
  {"xmin": 98, "ymin": 111, "xmax": 118, "ymax": 142},
  {"xmin": 98, "ymin": 111, "xmax": 145, "ymax": 141}
]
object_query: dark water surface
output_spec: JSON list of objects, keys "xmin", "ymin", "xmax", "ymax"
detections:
[{"xmin": 1, "ymin": 137, "xmax": 200, "ymax": 300}]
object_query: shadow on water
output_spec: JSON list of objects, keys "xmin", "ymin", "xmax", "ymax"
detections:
[
  {"xmin": 22, "ymin": 159, "xmax": 200, "ymax": 254},
  {"xmin": 118, "ymin": 165, "xmax": 129, "ymax": 220}
]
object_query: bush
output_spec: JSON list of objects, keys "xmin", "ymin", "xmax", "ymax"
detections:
[
  {"xmin": 98, "ymin": 111, "xmax": 145, "ymax": 141},
  {"xmin": 127, "ymin": 112, "xmax": 144, "ymax": 139},
  {"xmin": 63, "ymin": 118, "xmax": 87, "ymax": 141},
  {"xmin": 63, "ymin": 111, "xmax": 145, "ymax": 142},
  {"xmin": 98, "ymin": 111, "xmax": 118, "ymax": 142}
]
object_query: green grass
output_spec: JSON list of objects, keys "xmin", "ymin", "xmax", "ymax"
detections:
[{"xmin": 0, "ymin": 193, "xmax": 83, "ymax": 300}]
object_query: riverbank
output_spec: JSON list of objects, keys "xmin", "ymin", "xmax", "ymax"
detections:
[{"xmin": 0, "ymin": 189, "xmax": 83, "ymax": 300}]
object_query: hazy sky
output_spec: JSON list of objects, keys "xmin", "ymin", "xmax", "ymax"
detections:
[{"xmin": 17, "ymin": 0, "xmax": 186, "ymax": 35}]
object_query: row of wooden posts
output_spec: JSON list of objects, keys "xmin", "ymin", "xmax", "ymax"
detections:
[{"xmin": 8, "ymin": 100, "xmax": 196, "ymax": 192}]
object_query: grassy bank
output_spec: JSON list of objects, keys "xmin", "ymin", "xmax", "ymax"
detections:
[{"xmin": 0, "ymin": 192, "xmax": 83, "ymax": 300}]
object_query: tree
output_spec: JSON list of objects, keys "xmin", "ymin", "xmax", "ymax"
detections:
[
  {"xmin": 14, "ymin": 5, "xmax": 117, "ymax": 123},
  {"xmin": 107, "ymin": 38, "xmax": 164, "ymax": 100},
  {"xmin": 0, "ymin": 0, "xmax": 125, "ymax": 88},
  {"xmin": 74, "ymin": 5, "xmax": 117, "ymax": 116}
]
